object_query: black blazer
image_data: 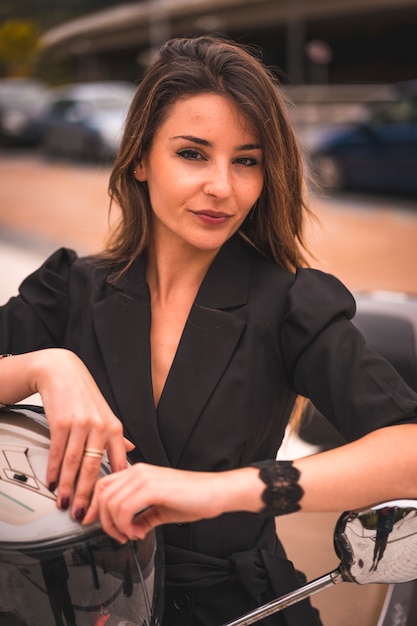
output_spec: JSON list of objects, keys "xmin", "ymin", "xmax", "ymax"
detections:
[
  {"xmin": 2, "ymin": 234, "xmax": 415, "ymax": 464},
  {"xmin": 2, "ymin": 234, "xmax": 417, "ymax": 619}
]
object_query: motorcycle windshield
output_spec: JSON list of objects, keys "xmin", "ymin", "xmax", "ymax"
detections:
[
  {"xmin": 0, "ymin": 407, "xmax": 163, "ymax": 626},
  {"xmin": 0, "ymin": 528, "xmax": 162, "ymax": 626}
]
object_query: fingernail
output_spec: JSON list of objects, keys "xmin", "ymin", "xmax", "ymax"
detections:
[
  {"xmin": 74, "ymin": 507, "xmax": 86, "ymax": 522},
  {"xmin": 48, "ymin": 481, "xmax": 57, "ymax": 493},
  {"xmin": 61, "ymin": 497, "xmax": 70, "ymax": 511}
]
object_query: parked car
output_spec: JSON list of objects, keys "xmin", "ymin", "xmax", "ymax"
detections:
[
  {"xmin": 38, "ymin": 81, "xmax": 136, "ymax": 162},
  {"xmin": 0, "ymin": 78, "xmax": 50, "ymax": 147},
  {"xmin": 310, "ymin": 80, "xmax": 417, "ymax": 195}
]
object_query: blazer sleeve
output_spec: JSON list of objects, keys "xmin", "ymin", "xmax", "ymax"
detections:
[
  {"xmin": 281, "ymin": 267, "xmax": 417, "ymax": 441},
  {"xmin": 0, "ymin": 247, "xmax": 77, "ymax": 354}
]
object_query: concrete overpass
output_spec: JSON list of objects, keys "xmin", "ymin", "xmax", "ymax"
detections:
[{"xmin": 40, "ymin": 0, "xmax": 417, "ymax": 85}]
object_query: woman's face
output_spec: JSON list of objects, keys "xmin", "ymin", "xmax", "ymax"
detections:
[{"xmin": 134, "ymin": 93, "xmax": 264, "ymax": 254}]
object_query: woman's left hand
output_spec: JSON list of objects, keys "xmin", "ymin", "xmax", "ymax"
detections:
[{"xmin": 83, "ymin": 463, "xmax": 263, "ymax": 543}]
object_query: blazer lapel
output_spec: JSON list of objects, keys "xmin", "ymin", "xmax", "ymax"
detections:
[
  {"xmin": 93, "ymin": 258, "xmax": 170, "ymax": 466},
  {"xmin": 157, "ymin": 235, "xmax": 251, "ymax": 466}
]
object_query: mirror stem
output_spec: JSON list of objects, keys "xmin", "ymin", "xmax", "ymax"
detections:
[{"xmin": 221, "ymin": 569, "xmax": 344, "ymax": 626}]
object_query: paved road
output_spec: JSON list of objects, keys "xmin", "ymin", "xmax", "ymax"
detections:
[
  {"xmin": 1, "ymin": 152, "xmax": 416, "ymax": 626},
  {"xmin": 1, "ymin": 151, "xmax": 416, "ymax": 293},
  {"xmin": 0, "ymin": 236, "xmax": 51, "ymax": 303}
]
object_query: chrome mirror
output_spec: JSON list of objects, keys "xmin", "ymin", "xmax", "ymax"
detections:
[{"xmin": 221, "ymin": 499, "xmax": 417, "ymax": 626}]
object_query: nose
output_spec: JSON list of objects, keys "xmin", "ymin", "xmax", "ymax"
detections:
[{"xmin": 204, "ymin": 162, "xmax": 233, "ymax": 199}]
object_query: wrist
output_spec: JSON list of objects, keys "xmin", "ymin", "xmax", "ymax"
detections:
[
  {"xmin": 251, "ymin": 460, "xmax": 304, "ymax": 516},
  {"xmin": 31, "ymin": 348, "xmax": 78, "ymax": 394},
  {"xmin": 218, "ymin": 467, "xmax": 265, "ymax": 516}
]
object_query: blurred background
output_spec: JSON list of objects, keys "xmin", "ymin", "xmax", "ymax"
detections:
[{"xmin": 1, "ymin": 2, "xmax": 417, "ymax": 625}]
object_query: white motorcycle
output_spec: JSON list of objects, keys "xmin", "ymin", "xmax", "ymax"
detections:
[{"xmin": 1, "ymin": 406, "xmax": 417, "ymax": 626}]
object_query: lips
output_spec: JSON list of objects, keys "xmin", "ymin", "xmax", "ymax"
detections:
[{"xmin": 192, "ymin": 210, "xmax": 231, "ymax": 225}]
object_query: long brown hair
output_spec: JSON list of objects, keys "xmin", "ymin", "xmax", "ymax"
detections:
[{"xmin": 105, "ymin": 34, "xmax": 313, "ymax": 273}]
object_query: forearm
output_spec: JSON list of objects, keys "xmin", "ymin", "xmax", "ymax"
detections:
[
  {"xmin": 84, "ymin": 424, "xmax": 417, "ymax": 541},
  {"xmin": 0, "ymin": 351, "xmax": 44, "ymax": 404},
  {"xmin": 0, "ymin": 348, "xmax": 88, "ymax": 405},
  {"xmin": 204, "ymin": 424, "xmax": 417, "ymax": 518},
  {"xmin": 294, "ymin": 424, "xmax": 417, "ymax": 512}
]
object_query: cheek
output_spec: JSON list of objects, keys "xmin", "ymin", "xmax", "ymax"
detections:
[
  {"xmin": 244, "ymin": 174, "xmax": 264, "ymax": 207},
  {"xmin": 152, "ymin": 169, "xmax": 200, "ymax": 205},
  {"xmin": 146, "ymin": 176, "xmax": 183, "ymax": 218}
]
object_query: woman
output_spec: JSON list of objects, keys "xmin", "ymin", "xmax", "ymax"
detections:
[{"xmin": 1, "ymin": 35, "xmax": 417, "ymax": 625}]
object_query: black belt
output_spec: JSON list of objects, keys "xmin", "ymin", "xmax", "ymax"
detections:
[{"xmin": 164, "ymin": 544, "xmax": 321, "ymax": 626}]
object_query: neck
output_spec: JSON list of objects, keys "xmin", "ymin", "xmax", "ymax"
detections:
[{"xmin": 146, "ymin": 240, "xmax": 219, "ymax": 304}]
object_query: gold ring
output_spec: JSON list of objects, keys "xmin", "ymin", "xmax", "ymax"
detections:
[{"xmin": 83, "ymin": 448, "xmax": 103, "ymax": 459}]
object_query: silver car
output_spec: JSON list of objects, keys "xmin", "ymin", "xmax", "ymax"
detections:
[
  {"xmin": 0, "ymin": 78, "xmax": 49, "ymax": 147},
  {"xmin": 39, "ymin": 81, "xmax": 136, "ymax": 162}
]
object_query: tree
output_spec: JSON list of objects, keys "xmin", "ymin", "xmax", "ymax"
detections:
[{"xmin": 0, "ymin": 19, "xmax": 40, "ymax": 77}]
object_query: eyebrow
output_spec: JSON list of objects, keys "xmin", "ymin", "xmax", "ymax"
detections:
[{"xmin": 172, "ymin": 135, "xmax": 262, "ymax": 151}]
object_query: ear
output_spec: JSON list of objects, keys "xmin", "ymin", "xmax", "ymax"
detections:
[{"xmin": 133, "ymin": 159, "xmax": 147, "ymax": 182}]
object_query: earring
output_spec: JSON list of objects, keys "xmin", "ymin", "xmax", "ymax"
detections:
[{"xmin": 134, "ymin": 168, "xmax": 137, "ymax": 175}]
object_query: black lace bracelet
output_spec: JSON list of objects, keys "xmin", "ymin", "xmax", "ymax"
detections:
[{"xmin": 251, "ymin": 460, "xmax": 304, "ymax": 517}]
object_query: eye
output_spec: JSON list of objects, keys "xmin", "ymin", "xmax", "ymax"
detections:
[
  {"xmin": 235, "ymin": 156, "xmax": 262, "ymax": 167},
  {"xmin": 176, "ymin": 148, "xmax": 205, "ymax": 161}
]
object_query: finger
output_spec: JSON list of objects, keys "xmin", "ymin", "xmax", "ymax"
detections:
[
  {"xmin": 86, "ymin": 471, "xmax": 148, "ymax": 535},
  {"xmin": 55, "ymin": 430, "xmax": 96, "ymax": 510},
  {"xmin": 60, "ymin": 418, "xmax": 125, "ymax": 503},
  {"xmin": 82, "ymin": 496, "xmax": 99, "ymax": 526},
  {"xmin": 98, "ymin": 501, "xmax": 130, "ymax": 543},
  {"xmin": 56, "ymin": 413, "xmax": 121, "ymax": 512},
  {"xmin": 45, "ymin": 426, "xmax": 70, "ymax": 493},
  {"xmin": 82, "ymin": 471, "xmax": 131, "ymax": 523},
  {"xmin": 70, "ymin": 443, "xmax": 108, "ymax": 520},
  {"xmin": 131, "ymin": 507, "xmax": 161, "ymax": 539},
  {"xmin": 92, "ymin": 480, "xmax": 130, "ymax": 543},
  {"xmin": 105, "ymin": 429, "xmax": 131, "ymax": 473},
  {"xmin": 102, "ymin": 520, "xmax": 129, "ymax": 544},
  {"xmin": 124, "ymin": 437, "xmax": 135, "ymax": 453}
]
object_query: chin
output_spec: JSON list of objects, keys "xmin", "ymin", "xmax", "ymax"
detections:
[
  {"xmin": 195, "ymin": 227, "xmax": 237, "ymax": 249},
  {"xmin": 191, "ymin": 236, "xmax": 230, "ymax": 252}
]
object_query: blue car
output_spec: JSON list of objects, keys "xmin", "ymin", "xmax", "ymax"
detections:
[{"xmin": 311, "ymin": 80, "xmax": 417, "ymax": 196}]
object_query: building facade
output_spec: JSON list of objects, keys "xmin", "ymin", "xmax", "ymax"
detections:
[{"xmin": 39, "ymin": 0, "xmax": 417, "ymax": 85}]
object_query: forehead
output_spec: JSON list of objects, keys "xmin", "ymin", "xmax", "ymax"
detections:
[{"xmin": 157, "ymin": 93, "xmax": 259, "ymax": 139}]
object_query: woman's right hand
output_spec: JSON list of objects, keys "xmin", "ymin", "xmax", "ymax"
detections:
[
  {"xmin": 0, "ymin": 348, "xmax": 132, "ymax": 520},
  {"xmin": 83, "ymin": 463, "xmax": 264, "ymax": 543}
]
